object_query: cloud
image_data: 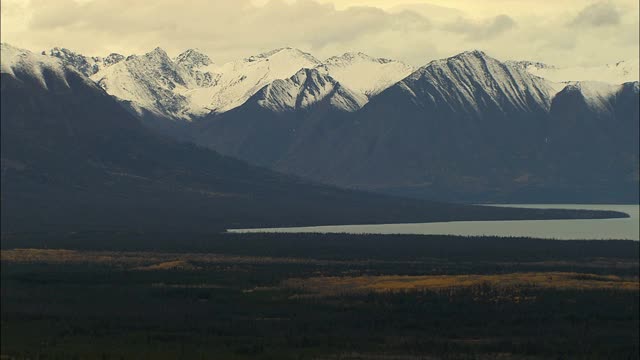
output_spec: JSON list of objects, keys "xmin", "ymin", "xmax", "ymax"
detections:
[
  {"xmin": 443, "ymin": 14, "xmax": 517, "ymax": 40},
  {"xmin": 6, "ymin": 0, "xmax": 430, "ymax": 62},
  {"xmin": 0, "ymin": 0, "xmax": 637, "ymax": 68},
  {"xmin": 569, "ymin": 2, "xmax": 621, "ymax": 27}
]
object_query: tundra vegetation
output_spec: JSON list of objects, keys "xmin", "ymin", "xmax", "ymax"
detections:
[{"xmin": 1, "ymin": 232, "xmax": 638, "ymax": 359}]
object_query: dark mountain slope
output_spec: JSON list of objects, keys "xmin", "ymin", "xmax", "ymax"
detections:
[
  {"xmin": 537, "ymin": 82, "xmax": 640, "ymax": 202},
  {"xmin": 276, "ymin": 51, "xmax": 557, "ymax": 198},
  {"xmin": 194, "ymin": 68, "xmax": 364, "ymax": 167}
]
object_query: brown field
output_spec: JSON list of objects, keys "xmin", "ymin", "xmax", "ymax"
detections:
[
  {"xmin": 0, "ymin": 248, "xmax": 373, "ymax": 268},
  {"xmin": 3, "ymin": 249, "xmax": 636, "ymax": 271},
  {"xmin": 283, "ymin": 273, "xmax": 640, "ymax": 296}
]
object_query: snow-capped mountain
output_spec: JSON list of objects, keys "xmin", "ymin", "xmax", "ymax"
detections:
[
  {"xmin": 194, "ymin": 49, "xmax": 638, "ymax": 203},
  {"xmin": 197, "ymin": 50, "xmax": 558, "ymax": 178},
  {"xmin": 2, "ymin": 43, "xmax": 100, "ymax": 91},
  {"xmin": 557, "ymin": 81, "xmax": 625, "ymax": 115},
  {"xmin": 251, "ymin": 68, "xmax": 368, "ymax": 112},
  {"xmin": 200, "ymin": 49, "xmax": 409, "ymax": 114},
  {"xmin": 1, "ymin": 43, "xmax": 142, "ymax": 158},
  {"xmin": 512, "ymin": 58, "xmax": 639, "ymax": 84},
  {"xmin": 174, "ymin": 48, "xmax": 213, "ymax": 70},
  {"xmin": 90, "ymin": 47, "xmax": 196, "ymax": 120},
  {"xmin": 45, "ymin": 47, "xmax": 124, "ymax": 77},
  {"xmin": 187, "ymin": 47, "xmax": 322, "ymax": 114},
  {"xmin": 315, "ymin": 52, "xmax": 414, "ymax": 98},
  {"xmin": 41, "ymin": 45, "xmax": 638, "ymax": 128},
  {"xmin": 174, "ymin": 49, "xmax": 219, "ymax": 88},
  {"xmin": 42, "ymin": 46, "xmax": 414, "ymax": 120},
  {"xmin": 392, "ymin": 50, "xmax": 554, "ymax": 116}
]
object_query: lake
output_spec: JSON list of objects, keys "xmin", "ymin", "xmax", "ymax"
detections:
[{"xmin": 229, "ymin": 204, "xmax": 640, "ymax": 240}]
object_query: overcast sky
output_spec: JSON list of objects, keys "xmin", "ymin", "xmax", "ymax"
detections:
[{"xmin": 2, "ymin": 0, "xmax": 638, "ymax": 67}]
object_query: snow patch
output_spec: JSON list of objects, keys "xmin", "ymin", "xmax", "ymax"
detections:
[
  {"xmin": 316, "ymin": 52, "xmax": 415, "ymax": 97},
  {"xmin": 514, "ymin": 59, "xmax": 639, "ymax": 84},
  {"xmin": 185, "ymin": 47, "xmax": 322, "ymax": 114},
  {"xmin": 562, "ymin": 81, "xmax": 622, "ymax": 114}
]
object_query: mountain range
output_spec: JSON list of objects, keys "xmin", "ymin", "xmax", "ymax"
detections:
[
  {"xmin": 43, "ymin": 46, "xmax": 415, "ymax": 120},
  {"xmin": 9, "ymin": 43, "xmax": 619, "ymax": 232},
  {"xmin": 9, "ymin": 43, "xmax": 640, "ymax": 204}
]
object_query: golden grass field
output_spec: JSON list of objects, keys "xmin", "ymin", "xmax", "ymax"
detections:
[
  {"xmin": 0, "ymin": 248, "xmax": 363, "ymax": 267},
  {"xmin": 3, "ymin": 249, "xmax": 638, "ymax": 300},
  {"xmin": 283, "ymin": 273, "xmax": 640, "ymax": 296},
  {"xmin": 3, "ymin": 249, "xmax": 637, "ymax": 270}
]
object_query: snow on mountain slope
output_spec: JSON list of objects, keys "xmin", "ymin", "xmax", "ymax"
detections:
[
  {"xmin": 316, "ymin": 52, "xmax": 414, "ymax": 97},
  {"xmin": 45, "ymin": 47, "xmax": 124, "ymax": 77},
  {"xmin": 511, "ymin": 59, "xmax": 639, "ymax": 84},
  {"xmin": 1, "ymin": 43, "xmax": 98, "ymax": 91},
  {"xmin": 90, "ymin": 47, "xmax": 196, "ymax": 119},
  {"xmin": 251, "ymin": 68, "xmax": 368, "ymax": 112},
  {"xmin": 558, "ymin": 81, "xmax": 625, "ymax": 114},
  {"xmin": 175, "ymin": 48, "xmax": 212, "ymax": 70},
  {"xmin": 174, "ymin": 49, "xmax": 220, "ymax": 88},
  {"xmin": 32, "ymin": 44, "xmax": 635, "ymax": 127},
  {"xmin": 395, "ymin": 50, "xmax": 555, "ymax": 116},
  {"xmin": 186, "ymin": 47, "xmax": 322, "ymax": 114},
  {"xmin": 57, "ymin": 46, "xmax": 322, "ymax": 119}
]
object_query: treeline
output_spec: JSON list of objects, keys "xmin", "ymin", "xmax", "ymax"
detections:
[{"xmin": 2, "ymin": 231, "xmax": 638, "ymax": 262}]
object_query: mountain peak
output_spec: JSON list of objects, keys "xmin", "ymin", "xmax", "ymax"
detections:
[
  {"xmin": 103, "ymin": 53, "xmax": 125, "ymax": 66},
  {"xmin": 175, "ymin": 48, "xmax": 212, "ymax": 69},
  {"xmin": 252, "ymin": 67, "xmax": 367, "ymax": 112},
  {"xmin": 46, "ymin": 47, "xmax": 96, "ymax": 60},
  {"xmin": 146, "ymin": 47, "xmax": 170, "ymax": 60},
  {"xmin": 452, "ymin": 50, "xmax": 490, "ymax": 60},
  {"xmin": 247, "ymin": 47, "xmax": 319, "ymax": 63},
  {"xmin": 40, "ymin": 46, "xmax": 125, "ymax": 77},
  {"xmin": 340, "ymin": 52, "xmax": 374, "ymax": 60},
  {"xmin": 120, "ymin": 47, "xmax": 170, "ymax": 63},
  {"xmin": 89, "ymin": 45, "xmax": 198, "ymax": 120},
  {"xmin": 318, "ymin": 52, "xmax": 414, "ymax": 97},
  {"xmin": 136, "ymin": 47, "xmax": 174, "ymax": 66},
  {"xmin": 1, "ymin": 43, "xmax": 28, "ymax": 73},
  {"xmin": 403, "ymin": 49, "xmax": 554, "ymax": 116},
  {"xmin": 515, "ymin": 58, "xmax": 639, "ymax": 84},
  {"xmin": 326, "ymin": 52, "xmax": 396, "ymax": 65},
  {"xmin": 555, "ymin": 81, "xmax": 624, "ymax": 114},
  {"xmin": 419, "ymin": 50, "xmax": 498, "ymax": 72}
]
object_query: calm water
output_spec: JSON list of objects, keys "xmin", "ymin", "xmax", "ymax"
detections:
[{"xmin": 229, "ymin": 204, "xmax": 640, "ymax": 240}]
